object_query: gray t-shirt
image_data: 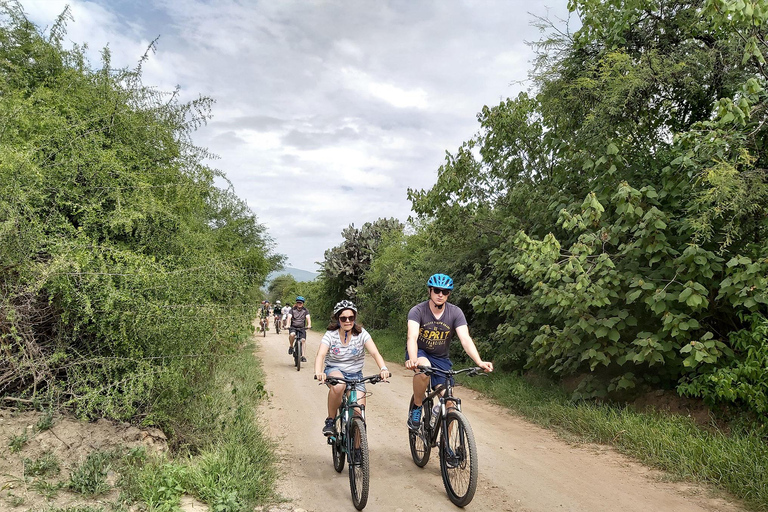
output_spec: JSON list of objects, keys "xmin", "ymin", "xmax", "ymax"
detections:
[
  {"xmin": 321, "ymin": 328, "xmax": 371, "ymax": 373},
  {"xmin": 289, "ymin": 306, "xmax": 309, "ymax": 328},
  {"xmin": 407, "ymin": 301, "xmax": 467, "ymax": 358}
]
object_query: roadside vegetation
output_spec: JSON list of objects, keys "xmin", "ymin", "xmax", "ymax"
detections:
[{"xmin": 4, "ymin": 340, "xmax": 277, "ymax": 511}]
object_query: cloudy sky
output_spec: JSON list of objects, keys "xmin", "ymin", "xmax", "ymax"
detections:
[{"xmin": 22, "ymin": 0, "xmax": 573, "ymax": 272}]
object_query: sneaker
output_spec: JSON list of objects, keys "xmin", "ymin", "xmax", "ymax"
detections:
[
  {"xmin": 288, "ymin": 346, "xmax": 293, "ymax": 355},
  {"xmin": 322, "ymin": 417, "xmax": 335, "ymax": 436},
  {"xmin": 301, "ymin": 356, "xmax": 307, "ymax": 362},
  {"xmin": 407, "ymin": 407, "xmax": 422, "ymax": 431}
]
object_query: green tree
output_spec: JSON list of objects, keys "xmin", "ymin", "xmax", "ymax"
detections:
[
  {"xmin": 405, "ymin": 0, "xmax": 768, "ymax": 411},
  {"xmin": 319, "ymin": 218, "xmax": 404, "ymax": 300},
  {"xmin": 0, "ymin": 3, "xmax": 282, "ymax": 422}
]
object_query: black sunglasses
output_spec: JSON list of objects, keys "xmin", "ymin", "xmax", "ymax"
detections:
[
  {"xmin": 338, "ymin": 315, "xmax": 355, "ymax": 322},
  {"xmin": 431, "ymin": 288, "xmax": 451, "ymax": 296}
]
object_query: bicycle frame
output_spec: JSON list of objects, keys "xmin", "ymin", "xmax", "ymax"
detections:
[
  {"xmin": 416, "ymin": 366, "xmax": 480, "ymax": 447},
  {"xmin": 321, "ymin": 374, "xmax": 385, "ymax": 452}
]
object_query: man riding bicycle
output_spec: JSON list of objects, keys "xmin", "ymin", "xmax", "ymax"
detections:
[
  {"xmin": 287, "ymin": 296, "xmax": 311, "ymax": 362},
  {"xmin": 405, "ymin": 273, "xmax": 493, "ymax": 430},
  {"xmin": 272, "ymin": 300, "xmax": 282, "ymax": 330}
]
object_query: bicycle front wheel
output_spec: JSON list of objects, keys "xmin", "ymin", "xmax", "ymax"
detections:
[
  {"xmin": 407, "ymin": 396, "xmax": 431, "ymax": 467},
  {"xmin": 348, "ymin": 417, "xmax": 369, "ymax": 510},
  {"xmin": 439, "ymin": 410, "xmax": 478, "ymax": 507},
  {"xmin": 294, "ymin": 340, "xmax": 301, "ymax": 371},
  {"xmin": 332, "ymin": 417, "xmax": 345, "ymax": 472}
]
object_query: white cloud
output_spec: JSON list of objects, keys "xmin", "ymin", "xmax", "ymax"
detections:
[
  {"xmin": 341, "ymin": 67, "xmax": 429, "ymax": 109},
  {"xmin": 20, "ymin": 0, "xmax": 572, "ymax": 270}
]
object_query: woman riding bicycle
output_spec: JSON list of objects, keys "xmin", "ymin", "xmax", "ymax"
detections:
[
  {"xmin": 314, "ymin": 300, "xmax": 390, "ymax": 436},
  {"xmin": 405, "ymin": 274, "xmax": 493, "ymax": 430}
]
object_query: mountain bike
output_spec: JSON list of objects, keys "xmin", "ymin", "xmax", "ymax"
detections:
[
  {"xmin": 291, "ymin": 328, "xmax": 305, "ymax": 371},
  {"xmin": 408, "ymin": 366, "xmax": 483, "ymax": 507},
  {"xmin": 259, "ymin": 317, "xmax": 268, "ymax": 337},
  {"xmin": 318, "ymin": 374, "xmax": 385, "ymax": 510}
]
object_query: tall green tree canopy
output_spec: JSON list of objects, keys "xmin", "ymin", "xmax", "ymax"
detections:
[{"xmin": 372, "ymin": 0, "xmax": 768, "ymax": 413}]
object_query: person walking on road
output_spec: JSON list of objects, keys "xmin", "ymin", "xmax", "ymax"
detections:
[
  {"xmin": 314, "ymin": 300, "xmax": 390, "ymax": 435},
  {"xmin": 405, "ymin": 273, "xmax": 493, "ymax": 430}
]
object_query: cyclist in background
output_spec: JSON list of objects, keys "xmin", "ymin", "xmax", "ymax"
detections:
[
  {"xmin": 281, "ymin": 302, "xmax": 291, "ymax": 328},
  {"xmin": 314, "ymin": 300, "xmax": 390, "ymax": 435},
  {"xmin": 288, "ymin": 296, "xmax": 311, "ymax": 362},
  {"xmin": 259, "ymin": 300, "xmax": 271, "ymax": 333},
  {"xmin": 405, "ymin": 273, "xmax": 493, "ymax": 430},
  {"xmin": 273, "ymin": 300, "xmax": 282, "ymax": 330}
]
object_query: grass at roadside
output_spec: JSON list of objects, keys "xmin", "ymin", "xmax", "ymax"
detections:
[
  {"xmin": 128, "ymin": 337, "xmax": 278, "ymax": 511},
  {"xmin": 370, "ymin": 327, "xmax": 767, "ymax": 511},
  {"xmin": 3, "ymin": 335, "xmax": 277, "ymax": 512}
]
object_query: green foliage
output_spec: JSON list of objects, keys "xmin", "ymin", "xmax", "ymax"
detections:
[
  {"xmin": 35, "ymin": 411, "xmax": 54, "ymax": 432},
  {"xmin": 267, "ymin": 274, "xmax": 297, "ymax": 305},
  {"xmin": 377, "ymin": 0, "xmax": 768, "ymax": 416},
  {"xmin": 67, "ymin": 450, "xmax": 115, "ymax": 496},
  {"xmin": 23, "ymin": 450, "xmax": 60, "ymax": 477},
  {"xmin": 8, "ymin": 430, "xmax": 29, "ymax": 453},
  {"xmin": 466, "ymin": 370, "xmax": 768, "ymax": 510},
  {"xmin": 0, "ymin": 3, "xmax": 282, "ymax": 422},
  {"xmin": 128, "ymin": 460, "xmax": 188, "ymax": 512},
  {"xmin": 680, "ymin": 313, "xmax": 768, "ymax": 415},
  {"xmin": 319, "ymin": 218, "xmax": 404, "ymax": 300}
]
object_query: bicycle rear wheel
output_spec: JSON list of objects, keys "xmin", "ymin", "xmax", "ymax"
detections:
[
  {"xmin": 407, "ymin": 396, "xmax": 431, "ymax": 467},
  {"xmin": 348, "ymin": 417, "xmax": 369, "ymax": 510},
  {"xmin": 439, "ymin": 410, "xmax": 478, "ymax": 507}
]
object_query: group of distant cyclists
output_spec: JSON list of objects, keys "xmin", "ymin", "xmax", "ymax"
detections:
[{"xmin": 258, "ymin": 296, "xmax": 312, "ymax": 363}]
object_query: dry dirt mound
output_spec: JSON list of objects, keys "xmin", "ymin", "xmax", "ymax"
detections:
[{"xmin": 1, "ymin": 408, "xmax": 167, "ymax": 511}]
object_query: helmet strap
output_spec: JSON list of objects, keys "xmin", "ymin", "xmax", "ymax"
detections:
[{"xmin": 430, "ymin": 298, "xmax": 445, "ymax": 310}]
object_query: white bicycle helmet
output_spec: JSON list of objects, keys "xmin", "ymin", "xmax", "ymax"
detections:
[{"xmin": 333, "ymin": 300, "xmax": 358, "ymax": 317}]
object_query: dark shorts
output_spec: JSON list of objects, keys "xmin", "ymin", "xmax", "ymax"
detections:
[
  {"xmin": 405, "ymin": 348, "xmax": 453, "ymax": 390},
  {"xmin": 290, "ymin": 327, "xmax": 306, "ymax": 340}
]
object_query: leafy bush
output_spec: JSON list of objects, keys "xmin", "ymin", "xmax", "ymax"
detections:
[{"xmin": 0, "ymin": 3, "xmax": 281, "ymax": 423}]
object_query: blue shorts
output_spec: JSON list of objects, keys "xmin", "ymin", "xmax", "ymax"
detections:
[
  {"xmin": 324, "ymin": 367, "xmax": 365, "ymax": 392},
  {"xmin": 405, "ymin": 349, "xmax": 453, "ymax": 390}
]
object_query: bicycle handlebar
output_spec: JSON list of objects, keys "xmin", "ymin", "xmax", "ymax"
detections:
[
  {"xmin": 415, "ymin": 365, "xmax": 484, "ymax": 377},
  {"xmin": 314, "ymin": 374, "xmax": 387, "ymax": 385}
]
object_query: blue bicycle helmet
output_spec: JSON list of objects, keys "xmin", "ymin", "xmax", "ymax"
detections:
[
  {"xmin": 296, "ymin": 295, "xmax": 305, "ymax": 303},
  {"xmin": 427, "ymin": 273, "xmax": 453, "ymax": 290}
]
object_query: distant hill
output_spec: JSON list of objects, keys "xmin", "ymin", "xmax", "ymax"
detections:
[{"xmin": 266, "ymin": 267, "xmax": 319, "ymax": 283}]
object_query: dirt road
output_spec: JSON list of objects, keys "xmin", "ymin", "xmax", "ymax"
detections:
[{"xmin": 257, "ymin": 329, "xmax": 743, "ymax": 512}]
